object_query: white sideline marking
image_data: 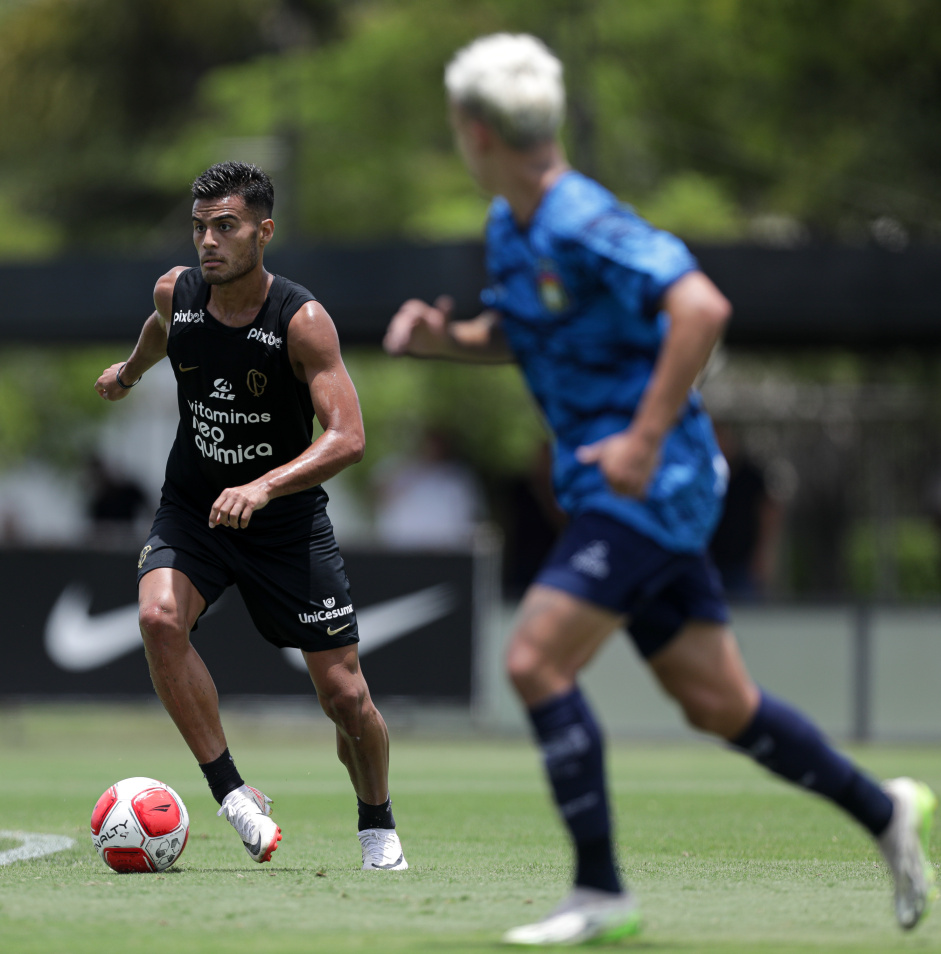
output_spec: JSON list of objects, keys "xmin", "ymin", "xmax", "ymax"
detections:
[{"xmin": 0, "ymin": 830, "xmax": 76, "ymax": 866}]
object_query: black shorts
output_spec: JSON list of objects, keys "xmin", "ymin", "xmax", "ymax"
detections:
[
  {"xmin": 536, "ymin": 510, "xmax": 728, "ymax": 659},
  {"xmin": 136, "ymin": 500, "xmax": 359, "ymax": 653}
]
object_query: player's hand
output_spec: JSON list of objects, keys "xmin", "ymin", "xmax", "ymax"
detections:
[
  {"xmin": 383, "ymin": 295, "xmax": 453, "ymax": 357},
  {"xmin": 575, "ymin": 429, "xmax": 661, "ymax": 498},
  {"xmin": 94, "ymin": 363, "xmax": 133, "ymax": 402},
  {"xmin": 209, "ymin": 482, "xmax": 271, "ymax": 529}
]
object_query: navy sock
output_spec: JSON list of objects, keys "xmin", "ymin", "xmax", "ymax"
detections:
[
  {"xmin": 199, "ymin": 747, "xmax": 245, "ymax": 806},
  {"xmin": 731, "ymin": 691, "xmax": 893, "ymax": 836},
  {"xmin": 358, "ymin": 795, "xmax": 395, "ymax": 831},
  {"xmin": 528, "ymin": 687, "xmax": 622, "ymax": 893}
]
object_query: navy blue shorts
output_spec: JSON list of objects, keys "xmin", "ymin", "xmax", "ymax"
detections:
[
  {"xmin": 535, "ymin": 510, "xmax": 728, "ymax": 659},
  {"xmin": 136, "ymin": 500, "xmax": 359, "ymax": 653}
]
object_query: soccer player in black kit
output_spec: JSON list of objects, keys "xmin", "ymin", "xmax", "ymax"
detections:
[{"xmin": 95, "ymin": 161, "xmax": 407, "ymax": 871}]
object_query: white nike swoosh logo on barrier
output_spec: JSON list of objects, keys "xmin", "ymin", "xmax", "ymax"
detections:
[
  {"xmin": 44, "ymin": 585, "xmax": 143, "ymax": 672},
  {"xmin": 44, "ymin": 583, "xmax": 458, "ymax": 673}
]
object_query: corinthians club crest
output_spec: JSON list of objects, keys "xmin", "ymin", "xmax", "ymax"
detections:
[{"xmin": 247, "ymin": 369, "xmax": 267, "ymax": 397}]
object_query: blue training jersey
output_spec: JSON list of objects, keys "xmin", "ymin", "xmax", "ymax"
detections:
[{"xmin": 481, "ymin": 170, "xmax": 727, "ymax": 553}]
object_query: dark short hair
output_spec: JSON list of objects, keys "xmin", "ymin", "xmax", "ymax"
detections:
[{"xmin": 191, "ymin": 161, "xmax": 274, "ymax": 220}]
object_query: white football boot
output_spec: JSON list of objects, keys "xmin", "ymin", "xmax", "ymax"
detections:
[
  {"xmin": 358, "ymin": 828, "xmax": 408, "ymax": 870},
  {"xmin": 243, "ymin": 784, "xmax": 273, "ymax": 816},
  {"xmin": 502, "ymin": 887, "xmax": 641, "ymax": 946},
  {"xmin": 878, "ymin": 777, "xmax": 937, "ymax": 930},
  {"xmin": 217, "ymin": 783, "xmax": 282, "ymax": 863}
]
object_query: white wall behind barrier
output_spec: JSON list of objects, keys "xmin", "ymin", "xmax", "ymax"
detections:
[
  {"xmin": 475, "ymin": 602, "xmax": 941, "ymax": 742},
  {"xmin": 733, "ymin": 607, "xmax": 855, "ymax": 738},
  {"xmin": 871, "ymin": 609, "xmax": 941, "ymax": 741}
]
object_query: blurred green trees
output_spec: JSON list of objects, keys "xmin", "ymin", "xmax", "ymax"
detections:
[{"xmin": 1, "ymin": 0, "xmax": 939, "ymax": 251}]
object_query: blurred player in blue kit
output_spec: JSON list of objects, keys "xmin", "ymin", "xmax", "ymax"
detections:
[{"xmin": 385, "ymin": 33, "xmax": 935, "ymax": 945}]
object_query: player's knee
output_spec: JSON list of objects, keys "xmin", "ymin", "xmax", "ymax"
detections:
[
  {"xmin": 506, "ymin": 639, "xmax": 541, "ymax": 691},
  {"xmin": 319, "ymin": 683, "xmax": 367, "ymax": 736},
  {"xmin": 506, "ymin": 638, "xmax": 564, "ymax": 703},
  {"xmin": 138, "ymin": 601, "xmax": 188, "ymax": 651}
]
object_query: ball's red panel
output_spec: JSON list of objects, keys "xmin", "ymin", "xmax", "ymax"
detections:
[
  {"xmin": 102, "ymin": 846, "xmax": 156, "ymax": 873},
  {"xmin": 132, "ymin": 787, "xmax": 182, "ymax": 837},
  {"xmin": 90, "ymin": 787, "xmax": 117, "ymax": 836}
]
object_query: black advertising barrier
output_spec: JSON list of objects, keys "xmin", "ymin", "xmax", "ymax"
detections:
[
  {"xmin": 0, "ymin": 543, "xmax": 495, "ymax": 702},
  {"xmin": 3, "ymin": 243, "xmax": 940, "ymax": 351}
]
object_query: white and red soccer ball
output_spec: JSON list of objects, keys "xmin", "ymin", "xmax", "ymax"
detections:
[{"xmin": 91, "ymin": 776, "xmax": 189, "ymax": 873}]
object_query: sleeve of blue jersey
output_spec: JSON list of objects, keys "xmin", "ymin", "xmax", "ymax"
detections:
[
  {"xmin": 576, "ymin": 208, "xmax": 699, "ymax": 318},
  {"xmin": 479, "ymin": 198, "xmax": 512, "ymax": 313}
]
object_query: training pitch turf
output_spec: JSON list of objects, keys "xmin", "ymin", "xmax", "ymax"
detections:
[{"xmin": 1, "ymin": 702, "xmax": 940, "ymax": 953}]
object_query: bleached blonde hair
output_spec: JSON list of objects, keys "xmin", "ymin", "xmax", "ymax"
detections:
[{"xmin": 444, "ymin": 33, "xmax": 565, "ymax": 150}]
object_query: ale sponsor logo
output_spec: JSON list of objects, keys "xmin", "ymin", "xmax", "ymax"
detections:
[{"xmin": 209, "ymin": 379, "xmax": 236, "ymax": 401}]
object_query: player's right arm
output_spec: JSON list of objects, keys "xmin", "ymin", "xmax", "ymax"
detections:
[
  {"xmin": 384, "ymin": 294, "xmax": 513, "ymax": 363},
  {"xmin": 576, "ymin": 271, "xmax": 731, "ymax": 497},
  {"xmin": 95, "ymin": 267, "xmax": 186, "ymax": 401}
]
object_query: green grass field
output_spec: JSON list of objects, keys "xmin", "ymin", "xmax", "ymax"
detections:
[{"xmin": 1, "ymin": 702, "xmax": 940, "ymax": 953}]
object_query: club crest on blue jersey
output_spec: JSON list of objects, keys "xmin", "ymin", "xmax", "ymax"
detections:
[{"xmin": 536, "ymin": 259, "xmax": 569, "ymax": 312}]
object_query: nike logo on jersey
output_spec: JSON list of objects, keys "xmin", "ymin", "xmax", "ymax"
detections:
[
  {"xmin": 327, "ymin": 623, "xmax": 351, "ymax": 636},
  {"xmin": 179, "ymin": 364, "xmax": 199, "ymax": 372}
]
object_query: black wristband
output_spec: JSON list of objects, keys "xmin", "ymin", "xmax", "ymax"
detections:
[{"xmin": 116, "ymin": 363, "xmax": 141, "ymax": 389}]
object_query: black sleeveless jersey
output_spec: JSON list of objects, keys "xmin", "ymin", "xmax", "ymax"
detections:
[{"xmin": 161, "ymin": 267, "xmax": 329, "ymax": 540}]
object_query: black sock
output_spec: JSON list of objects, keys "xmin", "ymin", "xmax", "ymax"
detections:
[
  {"xmin": 199, "ymin": 748, "xmax": 245, "ymax": 805},
  {"xmin": 358, "ymin": 795, "xmax": 395, "ymax": 831}
]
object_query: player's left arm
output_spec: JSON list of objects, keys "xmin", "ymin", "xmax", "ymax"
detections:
[
  {"xmin": 208, "ymin": 301, "xmax": 365, "ymax": 529},
  {"xmin": 576, "ymin": 271, "xmax": 731, "ymax": 497}
]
